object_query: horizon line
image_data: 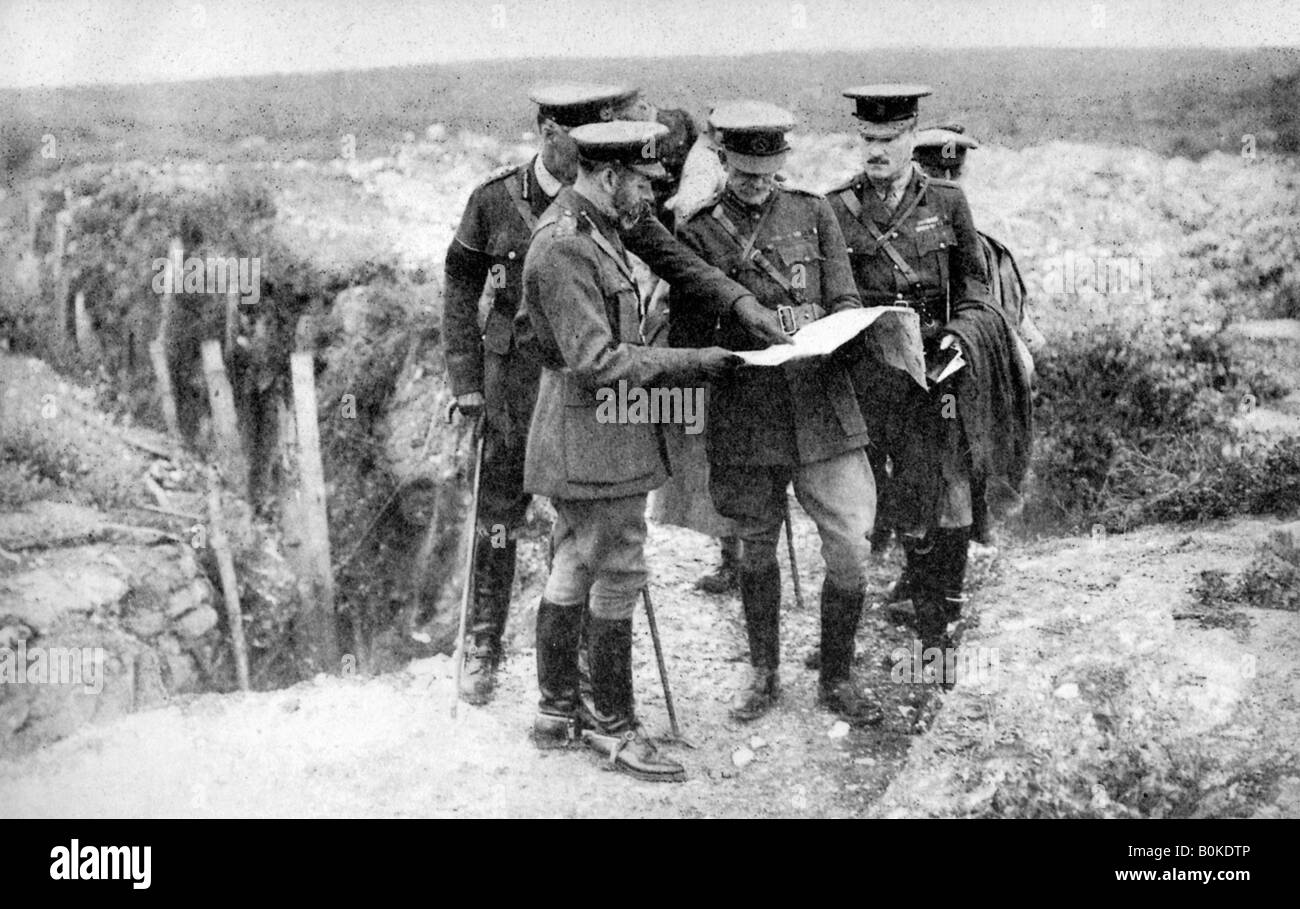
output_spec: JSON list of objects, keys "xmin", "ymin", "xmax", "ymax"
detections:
[{"xmin": 3, "ymin": 45, "xmax": 1298, "ymax": 93}]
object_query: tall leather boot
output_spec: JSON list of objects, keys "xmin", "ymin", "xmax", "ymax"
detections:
[
  {"xmin": 532, "ymin": 599, "xmax": 588, "ymax": 748},
  {"xmin": 730, "ymin": 560, "xmax": 781, "ymax": 722},
  {"xmin": 936, "ymin": 527, "xmax": 970, "ymax": 625},
  {"xmin": 818, "ymin": 582, "xmax": 883, "ymax": 726},
  {"xmin": 868, "ymin": 447, "xmax": 893, "ymax": 555},
  {"xmin": 696, "ymin": 536, "xmax": 741, "ymax": 594},
  {"xmin": 582, "ymin": 616, "xmax": 685, "ymax": 782},
  {"xmin": 883, "ymin": 534, "xmax": 928, "ymax": 627},
  {"xmin": 459, "ymin": 538, "xmax": 517, "ymax": 705},
  {"xmin": 913, "ymin": 527, "xmax": 969, "ymax": 691},
  {"xmin": 912, "ymin": 542, "xmax": 955, "ymax": 689}
]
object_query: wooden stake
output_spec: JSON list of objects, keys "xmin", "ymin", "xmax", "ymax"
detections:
[
  {"xmin": 207, "ymin": 465, "xmax": 250, "ymax": 691},
  {"xmin": 289, "ymin": 349, "xmax": 338, "ymax": 670},
  {"xmin": 52, "ymin": 210, "xmax": 72, "ymax": 349},
  {"xmin": 157, "ymin": 238, "xmax": 181, "ymax": 345},
  {"xmin": 275, "ymin": 395, "xmax": 310, "ymax": 609},
  {"xmin": 72, "ymin": 290, "xmax": 101, "ymax": 359},
  {"xmin": 225, "ymin": 285, "xmax": 239, "ymax": 356},
  {"xmin": 148, "ymin": 339, "xmax": 182, "ymax": 442},
  {"xmin": 200, "ymin": 339, "xmax": 249, "ymax": 498}
]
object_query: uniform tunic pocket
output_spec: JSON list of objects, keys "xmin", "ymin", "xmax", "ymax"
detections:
[
  {"xmin": 485, "ymin": 233, "xmax": 527, "ymax": 264},
  {"xmin": 562, "ymin": 402, "xmax": 662, "ymax": 486},
  {"xmin": 483, "ymin": 308, "xmax": 515, "ymax": 355},
  {"xmin": 914, "ymin": 223, "xmax": 957, "ymax": 256},
  {"xmin": 770, "ymin": 236, "xmax": 823, "ymax": 269},
  {"xmin": 613, "ymin": 286, "xmax": 643, "ymax": 345}
]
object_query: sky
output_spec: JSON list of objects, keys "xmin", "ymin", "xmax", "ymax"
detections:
[{"xmin": 2, "ymin": 0, "xmax": 1297, "ymax": 89}]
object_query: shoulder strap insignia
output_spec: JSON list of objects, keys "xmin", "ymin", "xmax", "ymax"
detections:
[
  {"xmin": 534, "ymin": 206, "xmax": 579, "ymax": 239},
  {"xmin": 477, "ymin": 162, "xmax": 524, "ymax": 190},
  {"xmin": 777, "ymin": 182, "xmax": 821, "ymax": 198},
  {"xmin": 554, "ymin": 209, "xmax": 579, "ymax": 237},
  {"xmin": 824, "ymin": 172, "xmax": 862, "ymax": 195}
]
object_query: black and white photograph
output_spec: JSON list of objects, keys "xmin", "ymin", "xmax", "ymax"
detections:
[{"xmin": 0, "ymin": 0, "xmax": 1297, "ymax": 851}]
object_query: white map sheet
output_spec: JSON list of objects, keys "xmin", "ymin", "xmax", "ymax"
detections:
[{"xmin": 735, "ymin": 306, "xmax": 927, "ymax": 389}]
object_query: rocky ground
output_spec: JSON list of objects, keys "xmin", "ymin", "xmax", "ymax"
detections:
[
  {"xmin": 4, "ymin": 316, "xmax": 1298, "ymax": 815},
  {"xmin": 2, "ymin": 341, "xmax": 1297, "ymax": 817},
  {"xmin": 1, "ymin": 498, "xmax": 1297, "ymax": 817},
  {"xmin": 2, "ymin": 124, "xmax": 1298, "ymax": 817}
]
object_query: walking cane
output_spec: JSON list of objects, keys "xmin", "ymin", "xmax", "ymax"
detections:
[
  {"xmin": 641, "ymin": 586, "xmax": 687, "ymax": 744},
  {"xmin": 784, "ymin": 497, "xmax": 806, "ymax": 612},
  {"xmin": 451, "ymin": 417, "xmax": 485, "ymax": 718}
]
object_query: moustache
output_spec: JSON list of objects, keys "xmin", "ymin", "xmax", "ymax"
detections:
[{"xmin": 866, "ymin": 158, "xmax": 890, "ymax": 166}]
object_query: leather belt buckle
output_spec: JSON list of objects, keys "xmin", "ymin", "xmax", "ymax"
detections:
[{"xmin": 777, "ymin": 305, "xmax": 798, "ymax": 335}]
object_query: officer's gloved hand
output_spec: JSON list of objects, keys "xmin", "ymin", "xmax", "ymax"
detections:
[
  {"xmin": 454, "ymin": 392, "xmax": 485, "ymax": 419},
  {"xmin": 939, "ymin": 334, "xmax": 963, "ymax": 357},
  {"xmin": 734, "ymin": 296, "xmax": 794, "ymax": 346},
  {"xmin": 696, "ymin": 347, "xmax": 743, "ymax": 380}
]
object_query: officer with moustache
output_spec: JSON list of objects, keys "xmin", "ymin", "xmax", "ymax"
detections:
[
  {"xmin": 674, "ymin": 102, "xmax": 882, "ymax": 725},
  {"xmin": 827, "ymin": 86, "xmax": 1032, "ymax": 671},
  {"xmin": 518, "ymin": 121, "xmax": 741, "ymax": 781},
  {"xmin": 868, "ymin": 124, "xmax": 1045, "ymax": 559},
  {"xmin": 443, "ymin": 85, "xmax": 790, "ymax": 706}
]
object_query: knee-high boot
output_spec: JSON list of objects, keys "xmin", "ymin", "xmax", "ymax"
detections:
[
  {"xmin": 817, "ymin": 582, "xmax": 883, "ymax": 726},
  {"xmin": 532, "ymin": 599, "xmax": 586, "ymax": 747},
  {"xmin": 730, "ymin": 560, "xmax": 781, "ymax": 721}
]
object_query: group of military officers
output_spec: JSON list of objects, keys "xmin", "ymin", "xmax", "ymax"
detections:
[{"xmin": 443, "ymin": 82, "xmax": 1033, "ymax": 783}]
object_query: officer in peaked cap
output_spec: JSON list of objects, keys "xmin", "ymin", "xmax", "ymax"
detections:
[
  {"xmin": 531, "ymin": 83, "xmax": 641, "ymax": 129},
  {"xmin": 912, "ymin": 124, "xmax": 980, "ymax": 181},
  {"xmin": 910, "ymin": 123, "xmax": 1045, "ymax": 373},
  {"xmin": 671, "ymin": 100, "xmax": 885, "ymax": 726},
  {"xmin": 845, "ymin": 84, "xmax": 933, "ymax": 129},
  {"xmin": 826, "ymin": 86, "xmax": 1032, "ymax": 683},
  {"xmin": 705, "ymin": 99, "xmax": 796, "ymax": 169},
  {"xmin": 517, "ymin": 119, "xmax": 743, "ymax": 781},
  {"xmin": 443, "ymin": 86, "xmax": 788, "ymax": 708}
]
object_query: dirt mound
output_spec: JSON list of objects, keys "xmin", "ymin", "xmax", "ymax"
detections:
[{"xmin": 872, "ymin": 518, "xmax": 1300, "ymax": 818}]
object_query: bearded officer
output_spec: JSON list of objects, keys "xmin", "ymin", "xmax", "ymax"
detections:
[
  {"xmin": 673, "ymin": 101, "xmax": 882, "ymax": 725},
  {"xmin": 518, "ymin": 120, "xmax": 741, "ymax": 781},
  {"xmin": 827, "ymin": 86, "xmax": 1032, "ymax": 673},
  {"xmin": 443, "ymin": 84, "xmax": 789, "ymax": 705}
]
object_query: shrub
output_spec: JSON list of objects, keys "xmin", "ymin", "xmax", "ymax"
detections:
[
  {"xmin": 1028, "ymin": 319, "xmax": 1292, "ymax": 529},
  {"xmin": 1194, "ymin": 530, "xmax": 1300, "ymax": 614}
]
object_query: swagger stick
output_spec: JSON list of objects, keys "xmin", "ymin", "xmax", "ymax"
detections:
[
  {"xmin": 641, "ymin": 585, "xmax": 683, "ymax": 742},
  {"xmin": 451, "ymin": 423, "xmax": 485, "ymax": 717},
  {"xmin": 784, "ymin": 497, "xmax": 806, "ymax": 612}
]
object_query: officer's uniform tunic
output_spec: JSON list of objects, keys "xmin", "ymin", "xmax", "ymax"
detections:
[
  {"xmin": 676, "ymin": 185, "xmax": 874, "ymax": 591},
  {"xmin": 827, "ymin": 164, "xmax": 993, "ymax": 531},
  {"xmin": 444, "ymin": 158, "xmax": 761, "ymax": 620},
  {"xmin": 519, "ymin": 186, "xmax": 723, "ymax": 620}
]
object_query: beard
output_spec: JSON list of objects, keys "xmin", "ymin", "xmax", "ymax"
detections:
[{"xmin": 612, "ymin": 180, "xmax": 652, "ymax": 230}]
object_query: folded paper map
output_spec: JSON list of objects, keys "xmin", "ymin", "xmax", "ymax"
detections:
[{"xmin": 736, "ymin": 306, "xmax": 927, "ymax": 389}]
